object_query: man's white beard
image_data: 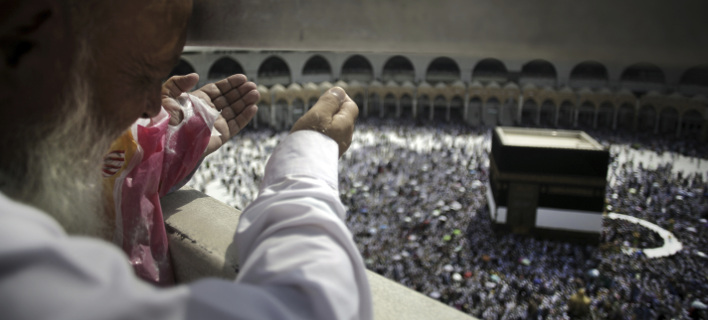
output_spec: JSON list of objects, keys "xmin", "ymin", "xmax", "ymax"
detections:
[{"xmin": 11, "ymin": 48, "xmax": 114, "ymax": 240}]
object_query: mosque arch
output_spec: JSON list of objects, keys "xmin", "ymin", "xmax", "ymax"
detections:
[
  {"xmin": 637, "ymin": 104, "xmax": 656, "ymax": 132},
  {"xmin": 450, "ymin": 96, "xmax": 464, "ymax": 123},
  {"xmin": 400, "ymin": 94, "xmax": 414, "ymax": 119},
  {"xmin": 679, "ymin": 65, "xmax": 708, "ymax": 96},
  {"xmin": 341, "ymin": 55, "xmax": 374, "ymax": 82},
  {"xmin": 577, "ymin": 101, "xmax": 595, "ymax": 128},
  {"xmin": 352, "ymin": 93, "xmax": 365, "ymax": 113},
  {"xmin": 616, "ymin": 103, "xmax": 635, "ymax": 130},
  {"xmin": 382, "ymin": 55, "xmax": 415, "ymax": 83},
  {"xmin": 658, "ymin": 107, "xmax": 679, "ymax": 134},
  {"xmin": 258, "ymin": 56, "xmax": 291, "ymax": 86},
  {"xmin": 302, "ymin": 55, "xmax": 332, "ymax": 83},
  {"xmin": 291, "ymin": 98, "xmax": 306, "ymax": 126},
  {"xmin": 621, "ymin": 63, "xmax": 665, "ymax": 84},
  {"xmin": 680, "ymin": 109, "xmax": 704, "ymax": 139},
  {"xmin": 425, "ymin": 57, "xmax": 461, "ymax": 84},
  {"xmin": 558, "ymin": 101, "xmax": 575, "ymax": 128},
  {"xmin": 520, "ymin": 59, "xmax": 557, "ymax": 87},
  {"xmin": 417, "ymin": 94, "xmax": 432, "ymax": 120},
  {"xmin": 499, "ymin": 96, "xmax": 517, "ymax": 126},
  {"xmin": 484, "ymin": 97, "xmax": 501, "ymax": 126},
  {"xmin": 433, "ymin": 95, "xmax": 447, "ymax": 121},
  {"xmin": 208, "ymin": 57, "xmax": 244, "ymax": 80},
  {"xmin": 597, "ymin": 102, "xmax": 615, "ymax": 129},
  {"xmin": 169, "ymin": 59, "xmax": 196, "ymax": 77},
  {"xmin": 620, "ymin": 63, "xmax": 666, "ymax": 92},
  {"xmin": 569, "ymin": 61, "xmax": 608, "ymax": 88},
  {"xmin": 539, "ymin": 100, "xmax": 556, "ymax": 128},
  {"xmin": 383, "ymin": 93, "xmax": 397, "ymax": 118},
  {"xmin": 473, "ymin": 58, "xmax": 507, "ymax": 83},
  {"xmin": 521, "ymin": 99, "xmax": 538, "ymax": 127},
  {"xmin": 273, "ymin": 98, "xmax": 289, "ymax": 130},
  {"xmin": 367, "ymin": 92, "xmax": 381, "ymax": 118},
  {"xmin": 467, "ymin": 97, "xmax": 483, "ymax": 126}
]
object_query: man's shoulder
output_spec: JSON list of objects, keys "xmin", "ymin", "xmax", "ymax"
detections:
[{"xmin": 0, "ymin": 192, "xmax": 66, "ymax": 242}]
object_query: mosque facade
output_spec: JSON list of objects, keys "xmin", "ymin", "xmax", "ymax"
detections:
[{"xmin": 172, "ymin": 50, "xmax": 708, "ymax": 141}]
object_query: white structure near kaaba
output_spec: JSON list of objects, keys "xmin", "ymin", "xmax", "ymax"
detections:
[{"xmin": 486, "ymin": 127, "xmax": 609, "ymax": 242}]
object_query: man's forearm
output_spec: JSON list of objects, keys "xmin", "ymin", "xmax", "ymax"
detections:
[{"xmin": 234, "ymin": 131, "xmax": 372, "ymax": 319}]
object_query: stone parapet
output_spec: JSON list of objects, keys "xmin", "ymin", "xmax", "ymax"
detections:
[{"xmin": 161, "ymin": 187, "xmax": 477, "ymax": 320}]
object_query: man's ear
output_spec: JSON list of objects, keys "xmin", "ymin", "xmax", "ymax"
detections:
[{"xmin": 0, "ymin": 0, "xmax": 70, "ymax": 69}]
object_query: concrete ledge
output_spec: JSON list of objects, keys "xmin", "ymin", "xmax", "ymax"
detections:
[{"xmin": 161, "ymin": 187, "xmax": 476, "ymax": 320}]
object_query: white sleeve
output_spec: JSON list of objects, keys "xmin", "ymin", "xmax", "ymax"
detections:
[
  {"xmin": 234, "ymin": 130, "xmax": 373, "ymax": 320},
  {"xmin": 0, "ymin": 131, "xmax": 371, "ymax": 320}
]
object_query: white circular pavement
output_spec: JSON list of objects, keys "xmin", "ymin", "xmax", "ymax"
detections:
[{"xmin": 606, "ymin": 212, "xmax": 683, "ymax": 258}]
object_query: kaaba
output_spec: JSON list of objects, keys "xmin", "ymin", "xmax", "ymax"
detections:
[{"xmin": 486, "ymin": 127, "xmax": 610, "ymax": 243}]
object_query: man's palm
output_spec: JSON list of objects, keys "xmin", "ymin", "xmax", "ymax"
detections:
[{"xmin": 161, "ymin": 73, "xmax": 260, "ymax": 157}]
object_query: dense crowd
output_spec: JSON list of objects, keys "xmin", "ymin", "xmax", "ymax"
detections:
[
  {"xmin": 603, "ymin": 219, "xmax": 664, "ymax": 249},
  {"xmin": 187, "ymin": 118, "xmax": 708, "ymax": 319}
]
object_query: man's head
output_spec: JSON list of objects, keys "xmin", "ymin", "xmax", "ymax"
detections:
[{"xmin": 0, "ymin": 0, "xmax": 192, "ymax": 238}]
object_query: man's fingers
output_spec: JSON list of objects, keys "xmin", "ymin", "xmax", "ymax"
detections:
[
  {"xmin": 327, "ymin": 88, "xmax": 358, "ymax": 130},
  {"xmin": 213, "ymin": 88, "xmax": 259, "ymax": 112},
  {"xmin": 163, "ymin": 73, "xmax": 199, "ymax": 97},
  {"xmin": 331, "ymin": 101, "xmax": 358, "ymax": 134},
  {"xmin": 335, "ymin": 98, "xmax": 359, "ymax": 122},
  {"xmin": 310, "ymin": 87, "xmax": 347, "ymax": 116},
  {"xmin": 227, "ymin": 105, "xmax": 258, "ymax": 137},
  {"xmin": 220, "ymin": 82, "xmax": 259, "ymax": 109},
  {"xmin": 199, "ymin": 74, "xmax": 248, "ymax": 101},
  {"xmin": 215, "ymin": 74, "xmax": 248, "ymax": 95},
  {"xmin": 289, "ymin": 87, "xmax": 357, "ymax": 157},
  {"xmin": 331, "ymin": 99, "xmax": 358, "ymax": 156}
]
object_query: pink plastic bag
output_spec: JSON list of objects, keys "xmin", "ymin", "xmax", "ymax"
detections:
[{"xmin": 102, "ymin": 93, "xmax": 219, "ymax": 285}]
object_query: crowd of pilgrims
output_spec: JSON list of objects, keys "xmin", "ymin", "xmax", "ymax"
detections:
[{"xmin": 187, "ymin": 117, "xmax": 708, "ymax": 319}]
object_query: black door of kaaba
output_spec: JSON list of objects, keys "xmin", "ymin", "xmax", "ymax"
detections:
[{"xmin": 507, "ymin": 183, "xmax": 539, "ymax": 233}]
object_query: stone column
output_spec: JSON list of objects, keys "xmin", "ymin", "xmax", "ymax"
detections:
[
  {"xmin": 573, "ymin": 107, "xmax": 579, "ymax": 128},
  {"xmin": 380, "ymin": 98, "xmax": 384, "ymax": 118},
  {"xmin": 413, "ymin": 97, "xmax": 418, "ymax": 118},
  {"xmin": 463, "ymin": 92, "xmax": 469, "ymax": 122},
  {"xmin": 517, "ymin": 95, "xmax": 523, "ymax": 125},
  {"xmin": 396, "ymin": 98, "xmax": 401, "ymax": 118},
  {"xmin": 429, "ymin": 100, "xmax": 434, "ymax": 121},
  {"xmin": 612, "ymin": 106, "xmax": 619, "ymax": 130},
  {"xmin": 270, "ymin": 103, "xmax": 276, "ymax": 129},
  {"xmin": 287, "ymin": 103, "xmax": 293, "ymax": 127},
  {"xmin": 554, "ymin": 105, "xmax": 559, "ymax": 127},
  {"xmin": 446, "ymin": 100, "xmax": 451, "ymax": 122},
  {"xmin": 676, "ymin": 113, "xmax": 683, "ymax": 137},
  {"xmin": 535, "ymin": 102, "xmax": 541, "ymax": 126},
  {"xmin": 632, "ymin": 100, "xmax": 640, "ymax": 132}
]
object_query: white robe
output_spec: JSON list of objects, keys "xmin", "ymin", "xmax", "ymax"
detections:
[{"xmin": 0, "ymin": 130, "xmax": 372, "ymax": 320}]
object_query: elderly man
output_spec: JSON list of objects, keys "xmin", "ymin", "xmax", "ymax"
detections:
[{"xmin": 0, "ymin": 1, "xmax": 372, "ymax": 319}]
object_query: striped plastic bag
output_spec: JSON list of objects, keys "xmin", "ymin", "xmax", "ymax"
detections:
[{"xmin": 102, "ymin": 93, "xmax": 219, "ymax": 285}]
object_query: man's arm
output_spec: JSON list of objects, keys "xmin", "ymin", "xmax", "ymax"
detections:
[
  {"xmin": 232, "ymin": 87, "xmax": 371, "ymax": 319},
  {"xmin": 161, "ymin": 73, "xmax": 259, "ymax": 193},
  {"xmin": 162, "ymin": 73, "xmax": 260, "ymax": 158},
  {"xmin": 0, "ymin": 87, "xmax": 371, "ymax": 320}
]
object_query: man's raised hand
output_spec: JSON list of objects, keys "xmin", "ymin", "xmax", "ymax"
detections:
[
  {"xmin": 290, "ymin": 87, "xmax": 359, "ymax": 157},
  {"xmin": 161, "ymin": 73, "xmax": 260, "ymax": 157},
  {"xmin": 192, "ymin": 74, "xmax": 259, "ymax": 156}
]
